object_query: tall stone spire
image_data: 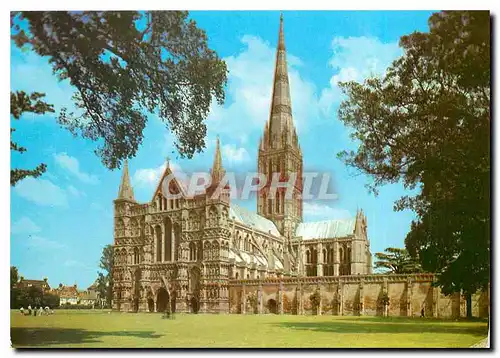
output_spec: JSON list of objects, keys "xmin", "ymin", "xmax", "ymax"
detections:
[
  {"xmin": 257, "ymin": 13, "xmax": 303, "ymax": 239},
  {"xmin": 211, "ymin": 136, "xmax": 225, "ymax": 183},
  {"xmin": 268, "ymin": 12, "xmax": 295, "ymax": 149},
  {"xmin": 117, "ymin": 159, "xmax": 135, "ymax": 201}
]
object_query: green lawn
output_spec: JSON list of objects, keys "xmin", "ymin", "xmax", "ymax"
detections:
[{"xmin": 10, "ymin": 310, "xmax": 488, "ymax": 348}]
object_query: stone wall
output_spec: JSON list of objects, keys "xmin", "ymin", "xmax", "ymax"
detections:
[{"xmin": 228, "ymin": 274, "xmax": 489, "ymax": 318}]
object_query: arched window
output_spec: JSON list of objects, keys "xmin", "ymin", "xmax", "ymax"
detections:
[
  {"xmin": 323, "ymin": 249, "xmax": 327, "ymax": 263},
  {"xmin": 134, "ymin": 247, "xmax": 140, "ymax": 264},
  {"xmin": 311, "ymin": 249, "xmax": 317, "ymax": 264},
  {"xmin": 306, "ymin": 250, "xmax": 311, "ymax": 264},
  {"xmin": 155, "ymin": 226, "xmax": 162, "ymax": 262},
  {"xmin": 197, "ymin": 241, "xmax": 203, "ymax": 261},
  {"xmin": 268, "ymin": 198, "xmax": 272, "ymax": 214},
  {"xmin": 164, "ymin": 219, "xmax": 172, "ymax": 261}
]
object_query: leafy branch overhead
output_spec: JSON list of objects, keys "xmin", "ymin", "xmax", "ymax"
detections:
[
  {"xmin": 11, "ymin": 11, "xmax": 228, "ymax": 170},
  {"xmin": 337, "ymin": 11, "xmax": 490, "ymax": 315},
  {"xmin": 10, "ymin": 91, "xmax": 54, "ymax": 186}
]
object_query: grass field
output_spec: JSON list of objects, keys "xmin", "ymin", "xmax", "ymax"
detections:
[{"xmin": 10, "ymin": 310, "xmax": 489, "ymax": 348}]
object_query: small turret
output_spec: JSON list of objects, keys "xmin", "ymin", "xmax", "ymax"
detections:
[
  {"xmin": 211, "ymin": 136, "xmax": 225, "ymax": 184},
  {"xmin": 117, "ymin": 160, "xmax": 135, "ymax": 202}
]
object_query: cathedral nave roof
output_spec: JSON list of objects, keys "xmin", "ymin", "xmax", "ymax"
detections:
[
  {"xmin": 295, "ymin": 218, "xmax": 356, "ymax": 240},
  {"xmin": 229, "ymin": 204, "xmax": 281, "ymax": 237}
]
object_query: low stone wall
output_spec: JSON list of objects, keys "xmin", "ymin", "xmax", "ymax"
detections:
[{"xmin": 228, "ymin": 274, "xmax": 489, "ymax": 318}]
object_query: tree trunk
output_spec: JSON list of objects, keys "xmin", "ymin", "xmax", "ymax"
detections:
[{"xmin": 466, "ymin": 292, "xmax": 472, "ymax": 319}]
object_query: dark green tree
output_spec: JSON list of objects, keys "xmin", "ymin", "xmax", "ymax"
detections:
[
  {"xmin": 10, "ymin": 266, "xmax": 19, "ymax": 289},
  {"xmin": 10, "ymin": 91, "xmax": 54, "ymax": 186},
  {"xmin": 374, "ymin": 247, "xmax": 422, "ymax": 274},
  {"xmin": 41, "ymin": 292, "xmax": 60, "ymax": 309},
  {"xmin": 97, "ymin": 245, "xmax": 114, "ymax": 307},
  {"xmin": 337, "ymin": 11, "xmax": 490, "ymax": 318},
  {"xmin": 11, "ymin": 11, "xmax": 228, "ymax": 170}
]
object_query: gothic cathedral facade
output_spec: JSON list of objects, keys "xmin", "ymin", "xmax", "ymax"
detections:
[{"xmin": 112, "ymin": 15, "xmax": 372, "ymax": 313}]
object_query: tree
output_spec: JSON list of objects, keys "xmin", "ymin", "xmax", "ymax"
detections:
[
  {"xmin": 374, "ymin": 247, "xmax": 422, "ymax": 274},
  {"xmin": 337, "ymin": 11, "xmax": 490, "ymax": 318},
  {"xmin": 96, "ymin": 272, "xmax": 108, "ymax": 308},
  {"xmin": 11, "ymin": 11, "xmax": 228, "ymax": 170},
  {"xmin": 10, "ymin": 91, "xmax": 54, "ymax": 186},
  {"xmin": 97, "ymin": 245, "xmax": 114, "ymax": 307},
  {"xmin": 10, "ymin": 266, "xmax": 19, "ymax": 289}
]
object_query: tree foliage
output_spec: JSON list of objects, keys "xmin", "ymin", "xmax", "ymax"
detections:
[
  {"xmin": 10, "ymin": 266, "xmax": 19, "ymax": 289},
  {"xmin": 10, "ymin": 91, "xmax": 54, "ymax": 186},
  {"xmin": 337, "ymin": 11, "xmax": 490, "ymax": 309},
  {"xmin": 374, "ymin": 247, "xmax": 422, "ymax": 274},
  {"xmin": 97, "ymin": 244, "xmax": 114, "ymax": 307},
  {"xmin": 11, "ymin": 285, "xmax": 60, "ymax": 309},
  {"xmin": 11, "ymin": 11, "xmax": 228, "ymax": 170}
]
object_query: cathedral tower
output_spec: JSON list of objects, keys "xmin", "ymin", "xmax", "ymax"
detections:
[{"xmin": 257, "ymin": 14, "xmax": 303, "ymax": 239}]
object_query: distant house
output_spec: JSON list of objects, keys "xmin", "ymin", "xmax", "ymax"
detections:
[
  {"xmin": 55, "ymin": 284, "xmax": 79, "ymax": 305},
  {"xmin": 78, "ymin": 290, "xmax": 98, "ymax": 307},
  {"xmin": 87, "ymin": 279, "xmax": 106, "ymax": 308},
  {"xmin": 16, "ymin": 277, "xmax": 51, "ymax": 292}
]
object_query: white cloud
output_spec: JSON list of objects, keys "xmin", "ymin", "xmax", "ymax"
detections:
[
  {"xmin": 26, "ymin": 235, "xmax": 65, "ymax": 250},
  {"xmin": 10, "ymin": 47, "xmax": 77, "ymax": 117},
  {"xmin": 222, "ymin": 144, "xmax": 250, "ymax": 164},
  {"xmin": 67, "ymin": 185, "xmax": 85, "ymax": 198},
  {"xmin": 207, "ymin": 35, "xmax": 319, "ymax": 138},
  {"xmin": 303, "ymin": 202, "xmax": 352, "ymax": 221},
  {"xmin": 319, "ymin": 36, "xmax": 402, "ymax": 116},
  {"xmin": 11, "ymin": 216, "xmax": 41, "ymax": 235},
  {"xmin": 132, "ymin": 161, "xmax": 183, "ymax": 189},
  {"xmin": 14, "ymin": 177, "xmax": 68, "ymax": 207},
  {"xmin": 53, "ymin": 152, "xmax": 99, "ymax": 185},
  {"xmin": 64, "ymin": 259, "xmax": 93, "ymax": 270}
]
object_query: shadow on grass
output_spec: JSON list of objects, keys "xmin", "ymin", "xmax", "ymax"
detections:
[
  {"xmin": 11, "ymin": 327, "xmax": 163, "ymax": 347},
  {"xmin": 273, "ymin": 319, "xmax": 488, "ymax": 337},
  {"xmin": 336, "ymin": 316, "xmax": 489, "ymax": 324}
]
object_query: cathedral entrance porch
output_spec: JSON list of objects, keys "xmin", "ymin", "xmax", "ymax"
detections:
[
  {"xmin": 190, "ymin": 296, "xmax": 200, "ymax": 313},
  {"xmin": 156, "ymin": 287, "xmax": 170, "ymax": 313},
  {"xmin": 147, "ymin": 298, "xmax": 154, "ymax": 312}
]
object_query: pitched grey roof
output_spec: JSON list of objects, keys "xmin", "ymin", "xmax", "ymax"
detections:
[
  {"xmin": 229, "ymin": 204, "xmax": 281, "ymax": 237},
  {"xmin": 296, "ymin": 218, "xmax": 356, "ymax": 240},
  {"xmin": 229, "ymin": 248, "xmax": 284, "ymax": 270}
]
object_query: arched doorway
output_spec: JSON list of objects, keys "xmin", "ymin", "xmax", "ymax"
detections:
[
  {"xmin": 267, "ymin": 299, "xmax": 278, "ymax": 314},
  {"xmin": 190, "ymin": 296, "xmax": 200, "ymax": 313},
  {"xmin": 156, "ymin": 287, "xmax": 170, "ymax": 313},
  {"xmin": 133, "ymin": 296, "xmax": 139, "ymax": 312},
  {"xmin": 147, "ymin": 298, "xmax": 154, "ymax": 312},
  {"xmin": 189, "ymin": 267, "xmax": 201, "ymax": 314}
]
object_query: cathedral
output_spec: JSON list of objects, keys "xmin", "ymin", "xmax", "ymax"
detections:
[{"xmin": 112, "ymin": 15, "xmax": 372, "ymax": 314}]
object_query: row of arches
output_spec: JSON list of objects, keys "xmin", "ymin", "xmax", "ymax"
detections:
[
  {"xmin": 154, "ymin": 218, "xmax": 181, "ymax": 262},
  {"xmin": 115, "ymin": 247, "xmax": 142, "ymax": 266},
  {"xmin": 115, "ymin": 217, "xmax": 144, "ymax": 237},
  {"xmin": 305, "ymin": 246, "xmax": 352, "ymax": 265},
  {"xmin": 304, "ymin": 245, "xmax": 352, "ymax": 276},
  {"xmin": 154, "ymin": 194, "xmax": 181, "ymax": 212},
  {"xmin": 189, "ymin": 241, "xmax": 203, "ymax": 261},
  {"xmin": 203, "ymin": 240, "xmax": 229, "ymax": 260}
]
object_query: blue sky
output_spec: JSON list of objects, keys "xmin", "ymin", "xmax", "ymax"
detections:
[{"xmin": 10, "ymin": 10, "xmax": 435, "ymax": 289}]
